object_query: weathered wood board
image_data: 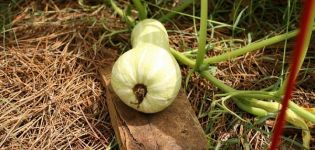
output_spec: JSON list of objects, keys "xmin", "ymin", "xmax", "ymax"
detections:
[{"xmin": 99, "ymin": 66, "xmax": 208, "ymax": 150}]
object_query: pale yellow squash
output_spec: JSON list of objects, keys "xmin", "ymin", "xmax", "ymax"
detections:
[{"xmin": 111, "ymin": 19, "xmax": 181, "ymax": 113}]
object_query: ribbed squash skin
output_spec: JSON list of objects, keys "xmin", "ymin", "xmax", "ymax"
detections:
[{"xmin": 111, "ymin": 19, "xmax": 181, "ymax": 113}]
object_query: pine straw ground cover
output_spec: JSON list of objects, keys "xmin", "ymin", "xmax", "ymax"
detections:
[
  {"xmin": 0, "ymin": 0, "xmax": 315, "ymax": 149},
  {"xmin": 0, "ymin": 1, "xmax": 122, "ymax": 149}
]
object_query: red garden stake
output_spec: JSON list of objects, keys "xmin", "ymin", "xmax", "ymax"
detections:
[{"xmin": 269, "ymin": 0, "xmax": 315, "ymax": 149}]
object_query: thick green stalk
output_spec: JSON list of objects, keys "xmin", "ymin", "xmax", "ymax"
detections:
[
  {"xmin": 289, "ymin": 101, "xmax": 315, "ymax": 122},
  {"xmin": 201, "ymin": 71, "xmax": 268, "ymax": 117},
  {"xmin": 243, "ymin": 98, "xmax": 311, "ymax": 149},
  {"xmin": 200, "ymin": 71, "xmax": 235, "ymax": 92},
  {"xmin": 195, "ymin": 0, "xmax": 208, "ymax": 71},
  {"xmin": 132, "ymin": 0, "xmax": 147, "ymax": 20},
  {"xmin": 233, "ymin": 100, "xmax": 268, "ymax": 117},
  {"xmin": 172, "ymin": 27, "xmax": 315, "ymax": 67},
  {"xmin": 200, "ymin": 70, "xmax": 314, "ymax": 127},
  {"xmin": 276, "ymin": 5, "xmax": 315, "ymax": 123},
  {"xmin": 204, "ymin": 27, "xmax": 315, "ymax": 65},
  {"xmin": 159, "ymin": 0, "xmax": 194, "ymax": 23},
  {"xmin": 170, "ymin": 48, "xmax": 195, "ymax": 67},
  {"xmin": 174, "ymin": 51, "xmax": 313, "ymax": 150},
  {"xmin": 171, "ymin": 47, "xmax": 315, "ymax": 122},
  {"xmin": 109, "ymin": 0, "xmax": 135, "ymax": 26},
  {"xmin": 219, "ymin": 90, "xmax": 277, "ymax": 100}
]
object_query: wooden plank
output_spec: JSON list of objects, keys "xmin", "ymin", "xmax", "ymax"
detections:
[{"xmin": 99, "ymin": 65, "xmax": 208, "ymax": 150}]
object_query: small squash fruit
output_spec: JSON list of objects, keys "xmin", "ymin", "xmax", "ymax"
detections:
[{"xmin": 111, "ymin": 19, "xmax": 181, "ymax": 113}]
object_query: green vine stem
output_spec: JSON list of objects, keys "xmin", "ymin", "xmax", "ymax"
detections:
[
  {"xmin": 171, "ymin": 26, "xmax": 315, "ymax": 123},
  {"xmin": 132, "ymin": 0, "xmax": 147, "ymax": 20},
  {"xmin": 195, "ymin": 0, "xmax": 208, "ymax": 71},
  {"xmin": 171, "ymin": 27, "xmax": 315, "ymax": 67},
  {"xmin": 170, "ymin": 48, "xmax": 195, "ymax": 67},
  {"xmin": 200, "ymin": 70, "xmax": 269, "ymax": 117},
  {"xmin": 288, "ymin": 102, "xmax": 315, "ymax": 122},
  {"xmin": 274, "ymin": 4, "xmax": 315, "ymax": 124},
  {"xmin": 204, "ymin": 27, "xmax": 315, "ymax": 65},
  {"xmin": 216, "ymin": 90, "xmax": 277, "ymax": 100},
  {"xmin": 109, "ymin": 0, "xmax": 135, "ymax": 27},
  {"xmin": 233, "ymin": 99, "xmax": 269, "ymax": 117},
  {"xmin": 170, "ymin": 45, "xmax": 315, "ymax": 123},
  {"xmin": 202, "ymin": 70, "xmax": 311, "ymax": 148},
  {"xmin": 159, "ymin": 0, "xmax": 194, "ymax": 23},
  {"xmin": 243, "ymin": 98, "xmax": 311, "ymax": 149}
]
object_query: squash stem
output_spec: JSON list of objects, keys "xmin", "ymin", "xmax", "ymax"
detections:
[
  {"xmin": 172, "ymin": 27, "xmax": 315, "ymax": 67},
  {"xmin": 288, "ymin": 101, "xmax": 315, "ymax": 122},
  {"xmin": 170, "ymin": 46, "xmax": 315, "ymax": 122},
  {"xmin": 109, "ymin": 0, "xmax": 135, "ymax": 27},
  {"xmin": 204, "ymin": 27, "xmax": 315, "ymax": 65},
  {"xmin": 233, "ymin": 99, "xmax": 269, "ymax": 117},
  {"xmin": 195, "ymin": 0, "xmax": 208, "ymax": 71},
  {"xmin": 132, "ymin": 0, "xmax": 147, "ymax": 20},
  {"xmin": 274, "ymin": 0, "xmax": 315, "ymax": 125},
  {"xmin": 133, "ymin": 84, "xmax": 147, "ymax": 106},
  {"xmin": 200, "ymin": 71, "xmax": 235, "ymax": 92},
  {"xmin": 201, "ymin": 71, "xmax": 269, "ymax": 117},
  {"xmin": 217, "ymin": 90, "xmax": 277, "ymax": 100},
  {"xmin": 170, "ymin": 48, "xmax": 195, "ymax": 67}
]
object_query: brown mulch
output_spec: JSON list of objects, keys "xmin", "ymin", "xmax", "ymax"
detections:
[{"xmin": 0, "ymin": 1, "xmax": 123, "ymax": 149}]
